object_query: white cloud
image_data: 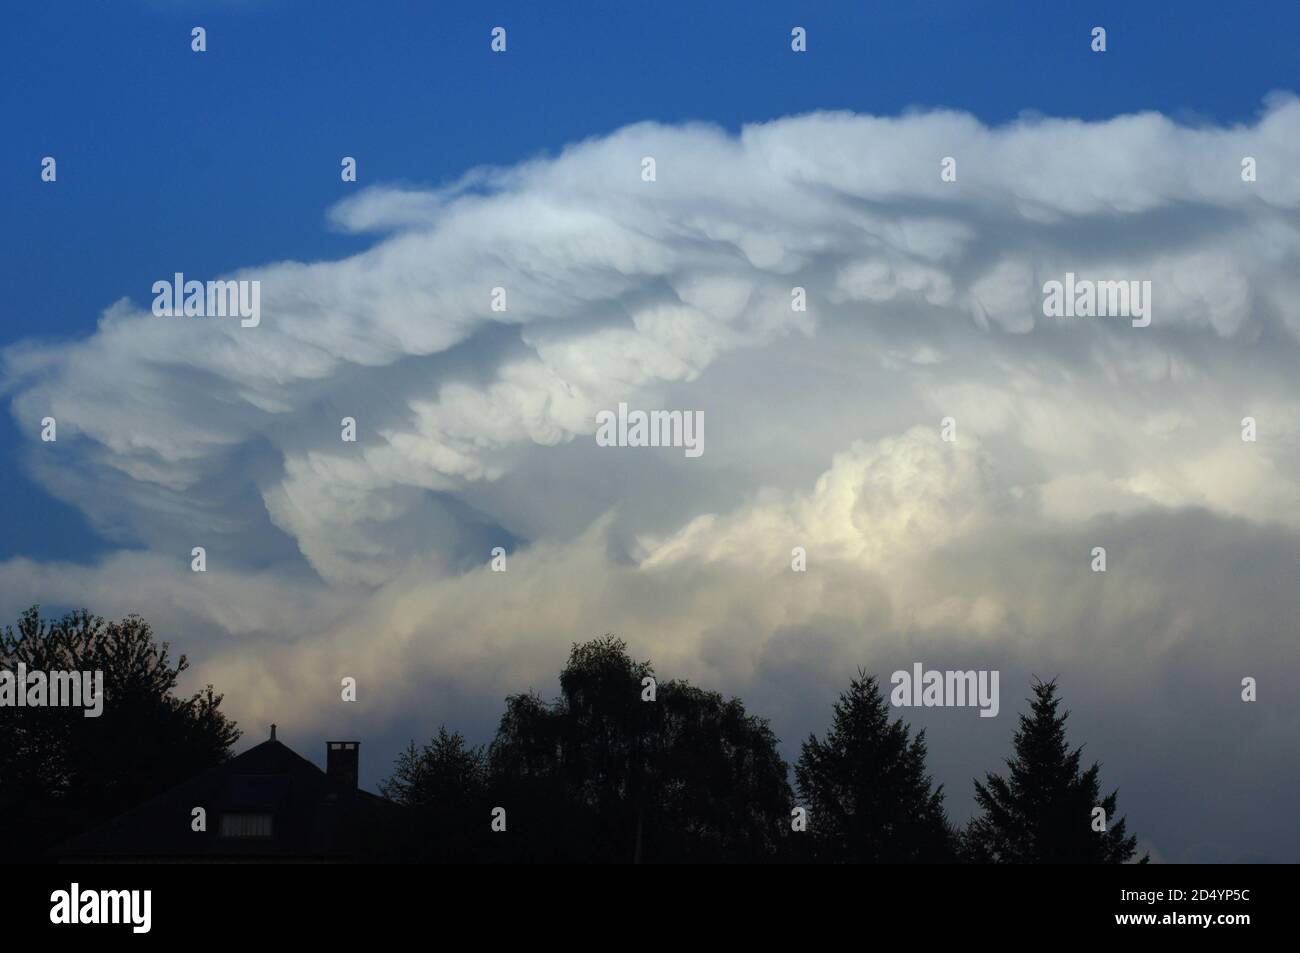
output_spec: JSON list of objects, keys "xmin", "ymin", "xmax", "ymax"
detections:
[{"xmin": 4, "ymin": 99, "xmax": 1300, "ymax": 859}]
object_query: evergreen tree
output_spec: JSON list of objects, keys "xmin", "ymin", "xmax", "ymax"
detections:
[
  {"xmin": 376, "ymin": 727, "xmax": 490, "ymax": 862},
  {"xmin": 966, "ymin": 679, "xmax": 1146, "ymax": 863},
  {"xmin": 795, "ymin": 670, "xmax": 956, "ymax": 862}
]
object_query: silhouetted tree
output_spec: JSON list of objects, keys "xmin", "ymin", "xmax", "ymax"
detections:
[
  {"xmin": 965, "ymin": 679, "xmax": 1145, "ymax": 863},
  {"xmin": 488, "ymin": 688, "xmax": 603, "ymax": 862},
  {"xmin": 375, "ymin": 726, "xmax": 491, "ymax": 862},
  {"xmin": 0, "ymin": 606, "xmax": 240, "ymax": 860},
  {"xmin": 649, "ymin": 681, "xmax": 793, "ymax": 862},
  {"xmin": 489, "ymin": 636, "xmax": 792, "ymax": 862},
  {"xmin": 795, "ymin": 670, "xmax": 957, "ymax": 862}
]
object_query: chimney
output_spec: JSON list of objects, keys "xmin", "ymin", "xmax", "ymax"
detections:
[{"xmin": 326, "ymin": 741, "xmax": 359, "ymax": 792}]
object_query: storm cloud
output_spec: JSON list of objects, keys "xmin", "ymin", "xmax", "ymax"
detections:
[{"xmin": 5, "ymin": 98, "xmax": 1299, "ymax": 861}]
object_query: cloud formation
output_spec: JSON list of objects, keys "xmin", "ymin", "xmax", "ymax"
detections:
[{"xmin": 5, "ymin": 98, "xmax": 1300, "ymax": 860}]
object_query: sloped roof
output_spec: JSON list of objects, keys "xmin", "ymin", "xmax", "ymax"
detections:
[{"xmin": 50, "ymin": 738, "xmax": 388, "ymax": 861}]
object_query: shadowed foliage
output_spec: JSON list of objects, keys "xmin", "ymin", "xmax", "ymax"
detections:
[
  {"xmin": 3, "ymin": 606, "xmax": 1149, "ymax": 865},
  {"xmin": 372, "ymin": 727, "xmax": 492, "ymax": 862},
  {"xmin": 795, "ymin": 670, "xmax": 957, "ymax": 862},
  {"xmin": 964, "ymin": 679, "xmax": 1146, "ymax": 864},
  {"xmin": 485, "ymin": 636, "xmax": 793, "ymax": 862},
  {"xmin": 0, "ymin": 606, "xmax": 240, "ymax": 861}
]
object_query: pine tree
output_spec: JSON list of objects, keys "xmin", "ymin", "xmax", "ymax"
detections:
[
  {"xmin": 376, "ymin": 727, "xmax": 490, "ymax": 862},
  {"xmin": 795, "ymin": 670, "xmax": 956, "ymax": 862},
  {"xmin": 966, "ymin": 679, "xmax": 1146, "ymax": 863}
]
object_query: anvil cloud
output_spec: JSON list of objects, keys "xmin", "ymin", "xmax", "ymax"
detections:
[{"xmin": 5, "ymin": 98, "xmax": 1300, "ymax": 862}]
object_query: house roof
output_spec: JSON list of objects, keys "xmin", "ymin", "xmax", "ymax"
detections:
[{"xmin": 50, "ymin": 738, "xmax": 389, "ymax": 861}]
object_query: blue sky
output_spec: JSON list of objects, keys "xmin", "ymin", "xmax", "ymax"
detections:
[
  {"xmin": 4, "ymin": 1, "xmax": 1296, "ymax": 332},
  {"xmin": 3, "ymin": 0, "xmax": 1296, "ymax": 561}
]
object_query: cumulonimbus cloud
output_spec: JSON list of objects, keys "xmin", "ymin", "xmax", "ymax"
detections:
[{"xmin": 4, "ymin": 98, "xmax": 1299, "ymax": 860}]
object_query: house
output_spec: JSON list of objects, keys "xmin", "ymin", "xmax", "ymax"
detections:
[{"xmin": 51, "ymin": 726, "xmax": 390, "ymax": 862}]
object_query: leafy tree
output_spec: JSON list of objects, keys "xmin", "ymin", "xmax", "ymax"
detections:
[
  {"xmin": 0, "ymin": 606, "xmax": 240, "ymax": 860},
  {"xmin": 795, "ymin": 670, "xmax": 957, "ymax": 862},
  {"xmin": 489, "ymin": 688, "xmax": 612, "ymax": 863},
  {"xmin": 488, "ymin": 636, "xmax": 792, "ymax": 862},
  {"xmin": 965, "ymin": 679, "xmax": 1145, "ymax": 863},
  {"xmin": 650, "ymin": 681, "xmax": 792, "ymax": 862}
]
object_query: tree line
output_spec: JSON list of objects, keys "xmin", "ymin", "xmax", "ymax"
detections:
[{"xmin": 1, "ymin": 608, "xmax": 1144, "ymax": 863}]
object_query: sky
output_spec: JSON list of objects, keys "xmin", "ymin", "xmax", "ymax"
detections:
[{"xmin": 2, "ymin": 0, "xmax": 1299, "ymax": 862}]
